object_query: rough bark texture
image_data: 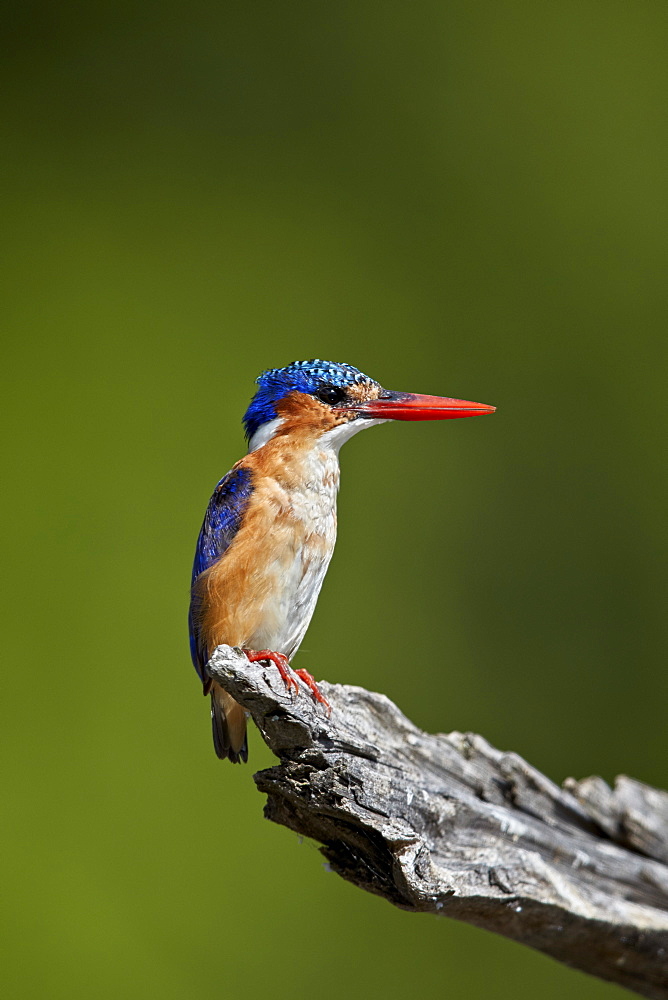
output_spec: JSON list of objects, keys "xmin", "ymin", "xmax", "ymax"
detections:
[{"xmin": 207, "ymin": 646, "xmax": 668, "ymax": 998}]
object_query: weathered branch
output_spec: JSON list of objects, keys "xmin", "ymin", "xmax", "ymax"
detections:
[{"xmin": 208, "ymin": 646, "xmax": 668, "ymax": 998}]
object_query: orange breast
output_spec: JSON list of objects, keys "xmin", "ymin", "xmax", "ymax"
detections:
[{"xmin": 193, "ymin": 426, "xmax": 340, "ymax": 659}]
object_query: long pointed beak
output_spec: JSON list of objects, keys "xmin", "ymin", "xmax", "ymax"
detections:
[{"xmin": 346, "ymin": 391, "xmax": 496, "ymax": 421}]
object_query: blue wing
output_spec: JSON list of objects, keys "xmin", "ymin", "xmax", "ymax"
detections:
[{"xmin": 189, "ymin": 465, "xmax": 254, "ymax": 682}]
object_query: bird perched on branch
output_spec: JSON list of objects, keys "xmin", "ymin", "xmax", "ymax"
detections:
[{"xmin": 189, "ymin": 359, "xmax": 495, "ymax": 762}]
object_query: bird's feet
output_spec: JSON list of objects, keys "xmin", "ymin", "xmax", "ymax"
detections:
[
  {"xmin": 245, "ymin": 650, "xmax": 330, "ymax": 713},
  {"xmin": 245, "ymin": 649, "xmax": 299, "ymax": 696},
  {"xmin": 293, "ymin": 668, "xmax": 331, "ymax": 716}
]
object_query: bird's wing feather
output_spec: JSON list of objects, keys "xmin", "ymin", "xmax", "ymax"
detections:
[{"xmin": 189, "ymin": 464, "xmax": 254, "ymax": 681}]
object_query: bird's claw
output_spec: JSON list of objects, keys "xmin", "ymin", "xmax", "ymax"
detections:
[
  {"xmin": 294, "ymin": 668, "xmax": 331, "ymax": 716},
  {"xmin": 245, "ymin": 650, "xmax": 330, "ymax": 713},
  {"xmin": 245, "ymin": 649, "xmax": 299, "ymax": 697}
]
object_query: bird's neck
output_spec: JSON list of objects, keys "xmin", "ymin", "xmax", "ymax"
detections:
[{"xmin": 247, "ymin": 426, "xmax": 342, "ymax": 498}]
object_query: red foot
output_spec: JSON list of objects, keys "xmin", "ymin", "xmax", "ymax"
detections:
[
  {"xmin": 294, "ymin": 668, "xmax": 331, "ymax": 716},
  {"xmin": 246, "ymin": 649, "xmax": 299, "ymax": 697}
]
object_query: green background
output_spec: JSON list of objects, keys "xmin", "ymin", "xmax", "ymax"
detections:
[{"xmin": 3, "ymin": 2, "xmax": 666, "ymax": 997}]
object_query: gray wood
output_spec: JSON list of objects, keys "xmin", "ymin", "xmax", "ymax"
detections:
[{"xmin": 207, "ymin": 645, "xmax": 668, "ymax": 998}]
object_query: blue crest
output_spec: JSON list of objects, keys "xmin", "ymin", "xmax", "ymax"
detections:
[{"xmin": 243, "ymin": 359, "xmax": 375, "ymax": 441}]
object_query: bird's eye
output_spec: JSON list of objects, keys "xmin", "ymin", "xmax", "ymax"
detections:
[{"xmin": 315, "ymin": 385, "xmax": 347, "ymax": 405}]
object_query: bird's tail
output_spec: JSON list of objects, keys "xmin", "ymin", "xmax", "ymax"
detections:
[{"xmin": 210, "ymin": 682, "xmax": 248, "ymax": 763}]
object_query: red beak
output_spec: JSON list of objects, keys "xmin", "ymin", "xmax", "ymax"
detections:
[{"xmin": 346, "ymin": 391, "xmax": 496, "ymax": 421}]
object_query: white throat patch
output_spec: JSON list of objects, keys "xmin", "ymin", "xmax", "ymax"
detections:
[
  {"xmin": 319, "ymin": 417, "xmax": 388, "ymax": 453},
  {"xmin": 248, "ymin": 415, "xmax": 387, "ymax": 454}
]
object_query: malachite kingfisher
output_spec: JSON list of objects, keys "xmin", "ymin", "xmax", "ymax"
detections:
[{"xmin": 189, "ymin": 359, "xmax": 495, "ymax": 762}]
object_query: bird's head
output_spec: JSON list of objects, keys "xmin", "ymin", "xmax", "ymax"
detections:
[{"xmin": 243, "ymin": 359, "xmax": 495, "ymax": 451}]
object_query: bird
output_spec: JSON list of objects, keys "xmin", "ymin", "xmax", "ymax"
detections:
[{"xmin": 189, "ymin": 359, "xmax": 495, "ymax": 762}]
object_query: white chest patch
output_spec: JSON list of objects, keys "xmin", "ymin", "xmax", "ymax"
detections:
[
  {"xmin": 252, "ymin": 443, "xmax": 341, "ymax": 659},
  {"xmin": 247, "ymin": 416, "xmax": 387, "ymax": 659}
]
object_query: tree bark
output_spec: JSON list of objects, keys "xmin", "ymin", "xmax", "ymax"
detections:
[{"xmin": 207, "ymin": 646, "xmax": 668, "ymax": 998}]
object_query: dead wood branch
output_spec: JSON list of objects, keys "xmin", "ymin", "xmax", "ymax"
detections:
[{"xmin": 207, "ymin": 646, "xmax": 668, "ymax": 999}]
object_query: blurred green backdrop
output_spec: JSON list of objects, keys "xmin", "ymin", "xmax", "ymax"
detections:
[{"xmin": 3, "ymin": 2, "xmax": 667, "ymax": 997}]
